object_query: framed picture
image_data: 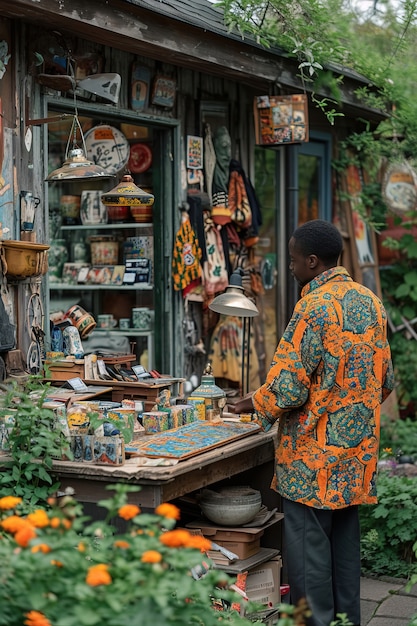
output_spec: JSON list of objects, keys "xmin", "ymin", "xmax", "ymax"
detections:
[
  {"xmin": 151, "ymin": 76, "xmax": 176, "ymax": 108},
  {"xmin": 186, "ymin": 135, "xmax": 203, "ymax": 169},
  {"xmin": 131, "ymin": 63, "xmax": 151, "ymax": 111},
  {"xmin": 253, "ymin": 94, "xmax": 309, "ymax": 146}
]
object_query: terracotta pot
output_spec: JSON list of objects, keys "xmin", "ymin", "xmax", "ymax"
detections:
[{"xmin": 107, "ymin": 205, "xmax": 130, "ymax": 223}]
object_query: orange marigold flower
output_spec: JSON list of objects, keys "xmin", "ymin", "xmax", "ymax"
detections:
[
  {"xmin": 27, "ymin": 509, "xmax": 49, "ymax": 528},
  {"xmin": 78, "ymin": 542, "xmax": 86, "ymax": 552},
  {"xmin": 141, "ymin": 549, "xmax": 163, "ymax": 564},
  {"xmin": 31, "ymin": 543, "xmax": 51, "ymax": 554},
  {"xmin": 185, "ymin": 535, "xmax": 212, "ymax": 552},
  {"xmin": 86, "ymin": 563, "xmax": 112, "ymax": 587},
  {"xmin": 62, "ymin": 519, "xmax": 72, "ymax": 530},
  {"xmin": 114, "ymin": 540, "xmax": 130, "ymax": 549},
  {"xmin": 155, "ymin": 503, "xmax": 181, "ymax": 520},
  {"xmin": 118, "ymin": 504, "xmax": 140, "ymax": 520},
  {"xmin": 0, "ymin": 496, "xmax": 22, "ymax": 510},
  {"xmin": 51, "ymin": 559, "xmax": 63, "ymax": 567},
  {"xmin": 1, "ymin": 515, "xmax": 29, "ymax": 534},
  {"xmin": 15, "ymin": 525, "xmax": 37, "ymax": 548},
  {"xmin": 159, "ymin": 529, "xmax": 192, "ymax": 548},
  {"xmin": 49, "ymin": 517, "xmax": 61, "ymax": 529},
  {"xmin": 24, "ymin": 610, "xmax": 52, "ymax": 626},
  {"xmin": 383, "ymin": 447, "xmax": 392, "ymax": 454}
]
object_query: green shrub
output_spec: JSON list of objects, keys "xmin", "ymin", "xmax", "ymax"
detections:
[{"xmin": 360, "ymin": 472, "xmax": 417, "ymax": 577}]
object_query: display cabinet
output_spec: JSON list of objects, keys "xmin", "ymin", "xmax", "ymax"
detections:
[{"xmin": 46, "ymin": 112, "xmax": 156, "ymax": 367}]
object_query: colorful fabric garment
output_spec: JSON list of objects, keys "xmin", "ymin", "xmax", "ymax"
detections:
[
  {"xmin": 172, "ymin": 213, "xmax": 202, "ymax": 292},
  {"xmin": 253, "ymin": 266, "xmax": 395, "ymax": 510}
]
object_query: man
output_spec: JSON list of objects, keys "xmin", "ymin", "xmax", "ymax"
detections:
[{"xmin": 252, "ymin": 219, "xmax": 394, "ymax": 626}]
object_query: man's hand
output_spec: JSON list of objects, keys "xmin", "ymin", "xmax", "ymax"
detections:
[{"xmin": 227, "ymin": 392, "xmax": 254, "ymax": 414}]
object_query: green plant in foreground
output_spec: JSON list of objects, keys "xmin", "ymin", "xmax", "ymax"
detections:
[
  {"xmin": 0, "ymin": 484, "xmax": 263, "ymax": 626},
  {"xmin": 0, "ymin": 379, "xmax": 71, "ymax": 509},
  {"xmin": 360, "ymin": 472, "xmax": 417, "ymax": 578}
]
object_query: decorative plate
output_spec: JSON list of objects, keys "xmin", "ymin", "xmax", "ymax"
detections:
[
  {"xmin": 383, "ymin": 161, "xmax": 417, "ymax": 215},
  {"xmin": 84, "ymin": 125, "xmax": 130, "ymax": 175},
  {"xmin": 128, "ymin": 143, "xmax": 153, "ymax": 173}
]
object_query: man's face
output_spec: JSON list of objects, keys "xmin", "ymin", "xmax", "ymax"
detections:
[{"xmin": 289, "ymin": 237, "xmax": 315, "ymax": 287}]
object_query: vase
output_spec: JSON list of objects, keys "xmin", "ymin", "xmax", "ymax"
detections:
[{"xmin": 48, "ymin": 239, "xmax": 69, "ymax": 282}]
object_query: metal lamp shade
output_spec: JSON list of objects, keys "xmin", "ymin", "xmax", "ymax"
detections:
[
  {"xmin": 46, "ymin": 148, "xmax": 111, "ymax": 182},
  {"xmin": 209, "ymin": 270, "xmax": 259, "ymax": 318}
]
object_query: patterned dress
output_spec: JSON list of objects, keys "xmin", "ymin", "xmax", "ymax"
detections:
[{"xmin": 253, "ymin": 266, "xmax": 395, "ymax": 510}]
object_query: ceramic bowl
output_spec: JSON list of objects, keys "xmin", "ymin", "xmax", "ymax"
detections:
[{"xmin": 199, "ymin": 487, "xmax": 262, "ymax": 526}]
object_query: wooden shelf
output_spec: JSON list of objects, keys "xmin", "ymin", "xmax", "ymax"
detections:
[
  {"xmin": 60, "ymin": 223, "xmax": 152, "ymax": 231},
  {"xmin": 49, "ymin": 283, "xmax": 153, "ymax": 291}
]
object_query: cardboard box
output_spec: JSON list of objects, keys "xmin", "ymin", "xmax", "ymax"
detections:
[
  {"xmin": 186, "ymin": 522, "xmax": 264, "ymax": 560},
  {"xmin": 245, "ymin": 557, "xmax": 282, "ymax": 606}
]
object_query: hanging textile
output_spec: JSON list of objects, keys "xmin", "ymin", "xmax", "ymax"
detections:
[
  {"xmin": 202, "ymin": 212, "xmax": 229, "ymax": 296},
  {"xmin": 172, "ymin": 211, "xmax": 202, "ymax": 292}
]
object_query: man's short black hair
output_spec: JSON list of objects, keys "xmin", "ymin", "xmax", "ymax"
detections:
[{"xmin": 292, "ymin": 219, "xmax": 343, "ymax": 265}]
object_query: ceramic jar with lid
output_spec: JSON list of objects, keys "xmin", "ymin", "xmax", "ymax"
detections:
[{"xmin": 189, "ymin": 363, "xmax": 226, "ymax": 421}]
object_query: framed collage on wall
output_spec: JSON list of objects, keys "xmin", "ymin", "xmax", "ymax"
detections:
[{"xmin": 253, "ymin": 94, "xmax": 309, "ymax": 146}]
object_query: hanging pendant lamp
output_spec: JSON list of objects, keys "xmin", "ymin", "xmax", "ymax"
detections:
[{"xmin": 46, "ymin": 115, "xmax": 112, "ymax": 182}]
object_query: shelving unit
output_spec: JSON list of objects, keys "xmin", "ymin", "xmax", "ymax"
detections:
[{"xmin": 45, "ymin": 108, "xmax": 161, "ymax": 369}]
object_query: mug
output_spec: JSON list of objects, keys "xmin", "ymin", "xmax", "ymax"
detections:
[
  {"xmin": 97, "ymin": 314, "xmax": 117, "ymax": 329},
  {"xmin": 132, "ymin": 307, "xmax": 154, "ymax": 330},
  {"xmin": 119, "ymin": 318, "xmax": 130, "ymax": 330},
  {"xmin": 20, "ymin": 191, "xmax": 40, "ymax": 231}
]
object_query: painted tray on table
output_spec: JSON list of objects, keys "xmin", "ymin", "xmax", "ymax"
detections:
[{"xmin": 133, "ymin": 420, "xmax": 260, "ymax": 460}]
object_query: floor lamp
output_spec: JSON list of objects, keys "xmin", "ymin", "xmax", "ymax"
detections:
[{"xmin": 209, "ymin": 269, "xmax": 259, "ymax": 396}]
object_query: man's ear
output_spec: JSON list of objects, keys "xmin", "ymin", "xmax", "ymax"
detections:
[{"xmin": 308, "ymin": 254, "xmax": 319, "ymax": 269}]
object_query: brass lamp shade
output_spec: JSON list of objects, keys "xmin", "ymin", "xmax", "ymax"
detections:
[
  {"xmin": 209, "ymin": 270, "xmax": 259, "ymax": 318},
  {"xmin": 46, "ymin": 148, "xmax": 111, "ymax": 182},
  {"xmin": 101, "ymin": 175, "xmax": 155, "ymax": 207}
]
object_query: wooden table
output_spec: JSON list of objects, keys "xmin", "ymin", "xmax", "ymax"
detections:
[{"xmin": 51, "ymin": 428, "xmax": 276, "ymax": 509}]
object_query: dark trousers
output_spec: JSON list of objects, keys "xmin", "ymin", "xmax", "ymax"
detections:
[{"xmin": 282, "ymin": 497, "xmax": 361, "ymax": 626}]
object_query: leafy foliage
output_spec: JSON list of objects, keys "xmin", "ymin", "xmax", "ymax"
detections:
[
  {"xmin": 360, "ymin": 471, "xmax": 417, "ymax": 577},
  {"xmin": 0, "ymin": 379, "xmax": 71, "ymax": 509},
  {"xmin": 0, "ymin": 485, "xmax": 263, "ymax": 626}
]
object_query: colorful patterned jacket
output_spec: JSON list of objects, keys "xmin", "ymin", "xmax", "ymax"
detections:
[{"xmin": 253, "ymin": 267, "xmax": 395, "ymax": 510}]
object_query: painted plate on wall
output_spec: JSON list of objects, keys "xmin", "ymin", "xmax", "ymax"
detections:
[
  {"xmin": 84, "ymin": 125, "xmax": 130, "ymax": 175},
  {"xmin": 128, "ymin": 143, "xmax": 153, "ymax": 173}
]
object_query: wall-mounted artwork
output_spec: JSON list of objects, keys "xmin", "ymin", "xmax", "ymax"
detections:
[
  {"xmin": 131, "ymin": 63, "xmax": 151, "ymax": 111},
  {"xmin": 151, "ymin": 75, "xmax": 176, "ymax": 109},
  {"xmin": 254, "ymin": 94, "xmax": 309, "ymax": 146},
  {"xmin": 187, "ymin": 135, "xmax": 203, "ymax": 170}
]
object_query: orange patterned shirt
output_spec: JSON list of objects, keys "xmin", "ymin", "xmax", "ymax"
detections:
[{"xmin": 253, "ymin": 267, "xmax": 394, "ymax": 510}]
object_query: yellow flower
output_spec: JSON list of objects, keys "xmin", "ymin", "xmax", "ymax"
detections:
[
  {"xmin": 114, "ymin": 540, "xmax": 130, "ymax": 549},
  {"xmin": 86, "ymin": 563, "xmax": 112, "ymax": 586},
  {"xmin": 27, "ymin": 509, "xmax": 49, "ymax": 528},
  {"xmin": 0, "ymin": 496, "xmax": 22, "ymax": 510},
  {"xmin": 159, "ymin": 529, "xmax": 192, "ymax": 548},
  {"xmin": 141, "ymin": 549, "xmax": 163, "ymax": 563},
  {"xmin": 155, "ymin": 503, "xmax": 181, "ymax": 520},
  {"xmin": 78, "ymin": 542, "xmax": 86, "ymax": 552},
  {"xmin": 118, "ymin": 504, "xmax": 140, "ymax": 520},
  {"xmin": 24, "ymin": 610, "xmax": 52, "ymax": 626},
  {"xmin": 383, "ymin": 447, "xmax": 392, "ymax": 455},
  {"xmin": 31, "ymin": 543, "xmax": 51, "ymax": 554}
]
